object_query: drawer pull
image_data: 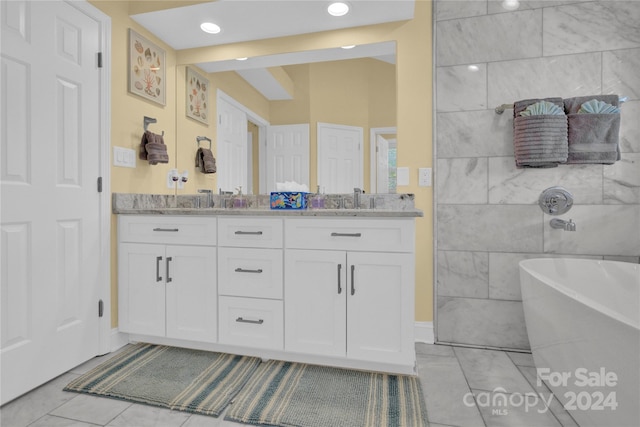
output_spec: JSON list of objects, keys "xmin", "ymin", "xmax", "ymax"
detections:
[
  {"xmin": 234, "ymin": 230, "xmax": 263, "ymax": 235},
  {"xmin": 236, "ymin": 317, "xmax": 264, "ymax": 325},
  {"xmin": 337, "ymin": 264, "xmax": 342, "ymax": 294},
  {"xmin": 153, "ymin": 228, "xmax": 179, "ymax": 232},
  {"xmin": 156, "ymin": 256, "xmax": 163, "ymax": 282},
  {"xmin": 351, "ymin": 265, "xmax": 356, "ymax": 295},
  {"xmin": 235, "ymin": 268, "xmax": 263, "ymax": 274},
  {"xmin": 331, "ymin": 232, "xmax": 362, "ymax": 238}
]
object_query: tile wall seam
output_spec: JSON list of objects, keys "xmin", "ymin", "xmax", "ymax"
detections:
[
  {"xmin": 439, "ymin": 295, "xmax": 524, "ymax": 303},
  {"xmin": 450, "ymin": 348, "xmax": 490, "ymax": 427}
]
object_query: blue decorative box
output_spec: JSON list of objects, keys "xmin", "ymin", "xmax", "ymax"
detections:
[{"xmin": 270, "ymin": 192, "xmax": 308, "ymax": 209}]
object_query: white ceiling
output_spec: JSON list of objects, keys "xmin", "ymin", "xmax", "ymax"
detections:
[{"xmin": 130, "ymin": 0, "xmax": 413, "ymax": 99}]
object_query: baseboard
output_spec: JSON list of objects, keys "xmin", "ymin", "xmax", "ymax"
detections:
[
  {"xmin": 110, "ymin": 328, "xmax": 130, "ymax": 353},
  {"xmin": 414, "ymin": 321, "xmax": 434, "ymax": 344}
]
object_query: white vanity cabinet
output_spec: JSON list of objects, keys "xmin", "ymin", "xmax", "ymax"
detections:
[
  {"xmin": 284, "ymin": 218, "xmax": 415, "ymax": 367},
  {"xmin": 117, "ymin": 216, "xmax": 217, "ymax": 342}
]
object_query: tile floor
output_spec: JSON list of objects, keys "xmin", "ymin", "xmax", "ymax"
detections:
[{"xmin": 0, "ymin": 343, "xmax": 579, "ymax": 427}]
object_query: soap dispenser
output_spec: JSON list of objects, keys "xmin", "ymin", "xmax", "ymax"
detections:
[
  {"xmin": 310, "ymin": 185, "xmax": 325, "ymax": 209},
  {"xmin": 233, "ymin": 186, "xmax": 247, "ymax": 208}
]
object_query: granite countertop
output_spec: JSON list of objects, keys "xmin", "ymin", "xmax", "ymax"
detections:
[{"xmin": 112, "ymin": 193, "xmax": 424, "ymax": 218}]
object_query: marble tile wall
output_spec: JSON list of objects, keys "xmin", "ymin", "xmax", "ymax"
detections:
[{"xmin": 434, "ymin": 0, "xmax": 640, "ymax": 350}]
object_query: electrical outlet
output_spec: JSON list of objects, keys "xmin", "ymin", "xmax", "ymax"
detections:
[{"xmin": 418, "ymin": 168, "xmax": 432, "ymax": 187}]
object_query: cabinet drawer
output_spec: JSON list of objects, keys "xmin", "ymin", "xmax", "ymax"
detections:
[
  {"xmin": 218, "ymin": 248, "xmax": 283, "ymax": 299},
  {"xmin": 218, "ymin": 297, "xmax": 283, "ymax": 350},
  {"xmin": 285, "ymin": 218, "xmax": 414, "ymax": 253},
  {"xmin": 218, "ymin": 217, "xmax": 283, "ymax": 248},
  {"xmin": 118, "ymin": 215, "xmax": 216, "ymax": 245}
]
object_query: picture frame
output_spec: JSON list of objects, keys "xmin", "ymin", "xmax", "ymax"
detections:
[
  {"xmin": 128, "ymin": 29, "xmax": 165, "ymax": 106},
  {"xmin": 186, "ymin": 67, "xmax": 209, "ymax": 124}
]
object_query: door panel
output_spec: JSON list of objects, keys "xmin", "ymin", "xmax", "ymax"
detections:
[
  {"xmin": 317, "ymin": 123, "xmax": 363, "ymax": 193},
  {"xmin": 1, "ymin": 0, "xmax": 103, "ymax": 404},
  {"xmin": 165, "ymin": 246, "xmax": 217, "ymax": 342},
  {"xmin": 346, "ymin": 252, "xmax": 414, "ymax": 365},
  {"xmin": 284, "ymin": 250, "xmax": 346, "ymax": 357},
  {"xmin": 266, "ymin": 124, "xmax": 310, "ymax": 193}
]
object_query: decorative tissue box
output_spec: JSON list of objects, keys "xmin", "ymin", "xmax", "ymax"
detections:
[{"xmin": 270, "ymin": 192, "xmax": 308, "ymax": 209}]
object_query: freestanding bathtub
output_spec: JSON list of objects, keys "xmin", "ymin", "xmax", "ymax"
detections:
[{"xmin": 519, "ymin": 258, "xmax": 639, "ymax": 427}]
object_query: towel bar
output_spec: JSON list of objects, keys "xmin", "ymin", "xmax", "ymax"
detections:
[
  {"xmin": 143, "ymin": 116, "xmax": 164, "ymax": 136},
  {"xmin": 197, "ymin": 136, "xmax": 212, "ymax": 150},
  {"xmin": 495, "ymin": 96, "xmax": 628, "ymax": 115}
]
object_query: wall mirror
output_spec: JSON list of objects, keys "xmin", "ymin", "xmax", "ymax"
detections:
[{"xmin": 177, "ymin": 41, "xmax": 397, "ymax": 195}]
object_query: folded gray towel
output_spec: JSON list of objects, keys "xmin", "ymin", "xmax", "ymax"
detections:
[
  {"xmin": 140, "ymin": 132, "xmax": 169, "ymax": 165},
  {"xmin": 513, "ymin": 101, "xmax": 568, "ymax": 168},
  {"xmin": 195, "ymin": 147, "xmax": 217, "ymax": 174},
  {"xmin": 564, "ymin": 95, "xmax": 620, "ymax": 164}
]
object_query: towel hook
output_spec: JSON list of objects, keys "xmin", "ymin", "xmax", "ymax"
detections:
[
  {"xmin": 196, "ymin": 136, "xmax": 212, "ymax": 150},
  {"xmin": 143, "ymin": 116, "xmax": 164, "ymax": 136}
]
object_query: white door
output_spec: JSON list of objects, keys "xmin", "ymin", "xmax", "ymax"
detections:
[
  {"xmin": 165, "ymin": 245, "xmax": 217, "ymax": 342},
  {"xmin": 1, "ymin": 0, "xmax": 105, "ymax": 404},
  {"xmin": 217, "ymin": 97, "xmax": 248, "ymax": 193},
  {"xmin": 265, "ymin": 124, "xmax": 310, "ymax": 193},
  {"xmin": 317, "ymin": 123, "xmax": 363, "ymax": 193},
  {"xmin": 284, "ymin": 250, "xmax": 346, "ymax": 357},
  {"xmin": 346, "ymin": 252, "xmax": 414, "ymax": 366}
]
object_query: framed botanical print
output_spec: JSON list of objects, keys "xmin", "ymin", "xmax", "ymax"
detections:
[
  {"xmin": 128, "ymin": 29, "xmax": 165, "ymax": 105},
  {"xmin": 186, "ymin": 67, "xmax": 209, "ymax": 124}
]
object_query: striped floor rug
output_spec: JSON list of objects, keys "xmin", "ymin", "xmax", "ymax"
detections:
[
  {"xmin": 64, "ymin": 343, "xmax": 261, "ymax": 417},
  {"xmin": 225, "ymin": 360, "xmax": 428, "ymax": 427}
]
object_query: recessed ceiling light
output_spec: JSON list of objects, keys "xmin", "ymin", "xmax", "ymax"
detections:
[
  {"xmin": 341, "ymin": 45, "xmax": 356, "ymax": 50},
  {"xmin": 328, "ymin": 2, "xmax": 350, "ymax": 17},
  {"xmin": 236, "ymin": 57, "xmax": 248, "ymax": 61},
  {"xmin": 200, "ymin": 22, "xmax": 221, "ymax": 34},
  {"xmin": 502, "ymin": 0, "xmax": 520, "ymax": 10}
]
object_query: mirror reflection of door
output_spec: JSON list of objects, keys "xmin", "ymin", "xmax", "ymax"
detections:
[
  {"xmin": 317, "ymin": 122, "xmax": 363, "ymax": 193},
  {"xmin": 265, "ymin": 124, "xmax": 310, "ymax": 193},
  {"xmin": 376, "ymin": 134, "xmax": 397, "ymax": 194},
  {"xmin": 217, "ymin": 96, "xmax": 248, "ymax": 193}
]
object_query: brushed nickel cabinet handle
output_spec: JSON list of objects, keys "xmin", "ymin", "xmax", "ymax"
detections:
[
  {"xmin": 337, "ymin": 264, "xmax": 342, "ymax": 294},
  {"xmin": 156, "ymin": 256, "xmax": 163, "ymax": 282},
  {"xmin": 153, "ymin": 228, "xmax": 179, "ymax": 232},
  {"xmin": 234, "ymin": 230, "xmax": 263, "ymax": 235},
  {"xmin": 234, "ymin": 268, "xmax": 263, "ymax": 274},
  {"xmin": 331, "ymin": 232, "xmax": 362, "ymax": 237},
  {"xmin": 166, "ymin": 257, "xmax": 172, "ymax": 283},
  {"xmin": 236, "ymin": 317, "xmax": 264, "ymax": 325},
  {"xmin": 350, "ymin": 265, "xmax": 355, "ymax": 295}
]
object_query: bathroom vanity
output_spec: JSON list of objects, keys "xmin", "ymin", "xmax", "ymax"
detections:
[{"xmin": 114, "ymin": 194, "xmax": 422, "ymax": 375}]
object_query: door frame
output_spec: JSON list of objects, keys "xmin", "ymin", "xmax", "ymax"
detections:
[
  {"xmin": 369, "ymin": 127, "xmax": 396, "ymax": 193},
  {"xmin": 68, "ymin": 0, "xmax": 112, "ymax": 355},
  {"xmin": 216, "ymin": 90, "xmax": 270, "ymax": 193}
]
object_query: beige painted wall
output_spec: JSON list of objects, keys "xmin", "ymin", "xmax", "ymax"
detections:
[{"xmin": 91, "ymin": 0, "xmax": 433, "ymax": 327}]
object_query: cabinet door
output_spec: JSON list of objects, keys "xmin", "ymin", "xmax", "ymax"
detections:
[
  {"xmin": 285, "ymin": 250, "xmax": 346, "ymax": 357},
  {"xmin": 346, "ymin": 252, "xmax": 414, "ymax": 365},
  {"xmin": 118, "ymin": 243, "xmax": 166, "ymax": 336},
  {"xmin": 165, "ymin": 245, "xmax": 217, "ymax": 342}
]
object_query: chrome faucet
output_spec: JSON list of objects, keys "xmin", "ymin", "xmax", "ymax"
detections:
[
  {"xmin": 353, "ymin": 188, "xmax": 363, "ymax": 209},
  {"xmin": 197, "ymin": 189, "xmax": 214, "ymax": 208},
  {"xmin": 550, "ymin": 218, "xmax": 576, "ymax": 231}
]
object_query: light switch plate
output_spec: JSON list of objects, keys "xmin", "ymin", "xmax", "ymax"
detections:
[
  {"xmin": 113, "ymin": 146, "xmax": 136, "ymax": 168},
  {"xmin": 418, "ymin": 167, "xmax": 432, "ymax": 187},
  {"xmin": 396, "ymin": 167, "xmax": 410, "ymax": 186}
]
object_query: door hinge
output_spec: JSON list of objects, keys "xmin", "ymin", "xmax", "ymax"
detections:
[
  {"xmin": 97, "ymin": 176, "xmax": 103, "ymax": 192},
  {"xmin": 98, "ymin": 299, "xmax": 104, "ymax": 317},
  {"xmin": 97, "ymin": 52, "xmax": 103, "ymax": 68}
]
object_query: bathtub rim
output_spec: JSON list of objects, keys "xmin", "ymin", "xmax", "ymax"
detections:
[{"xmin": 519, "ymin": 258, "xmax": 639, "ymax": 330}]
